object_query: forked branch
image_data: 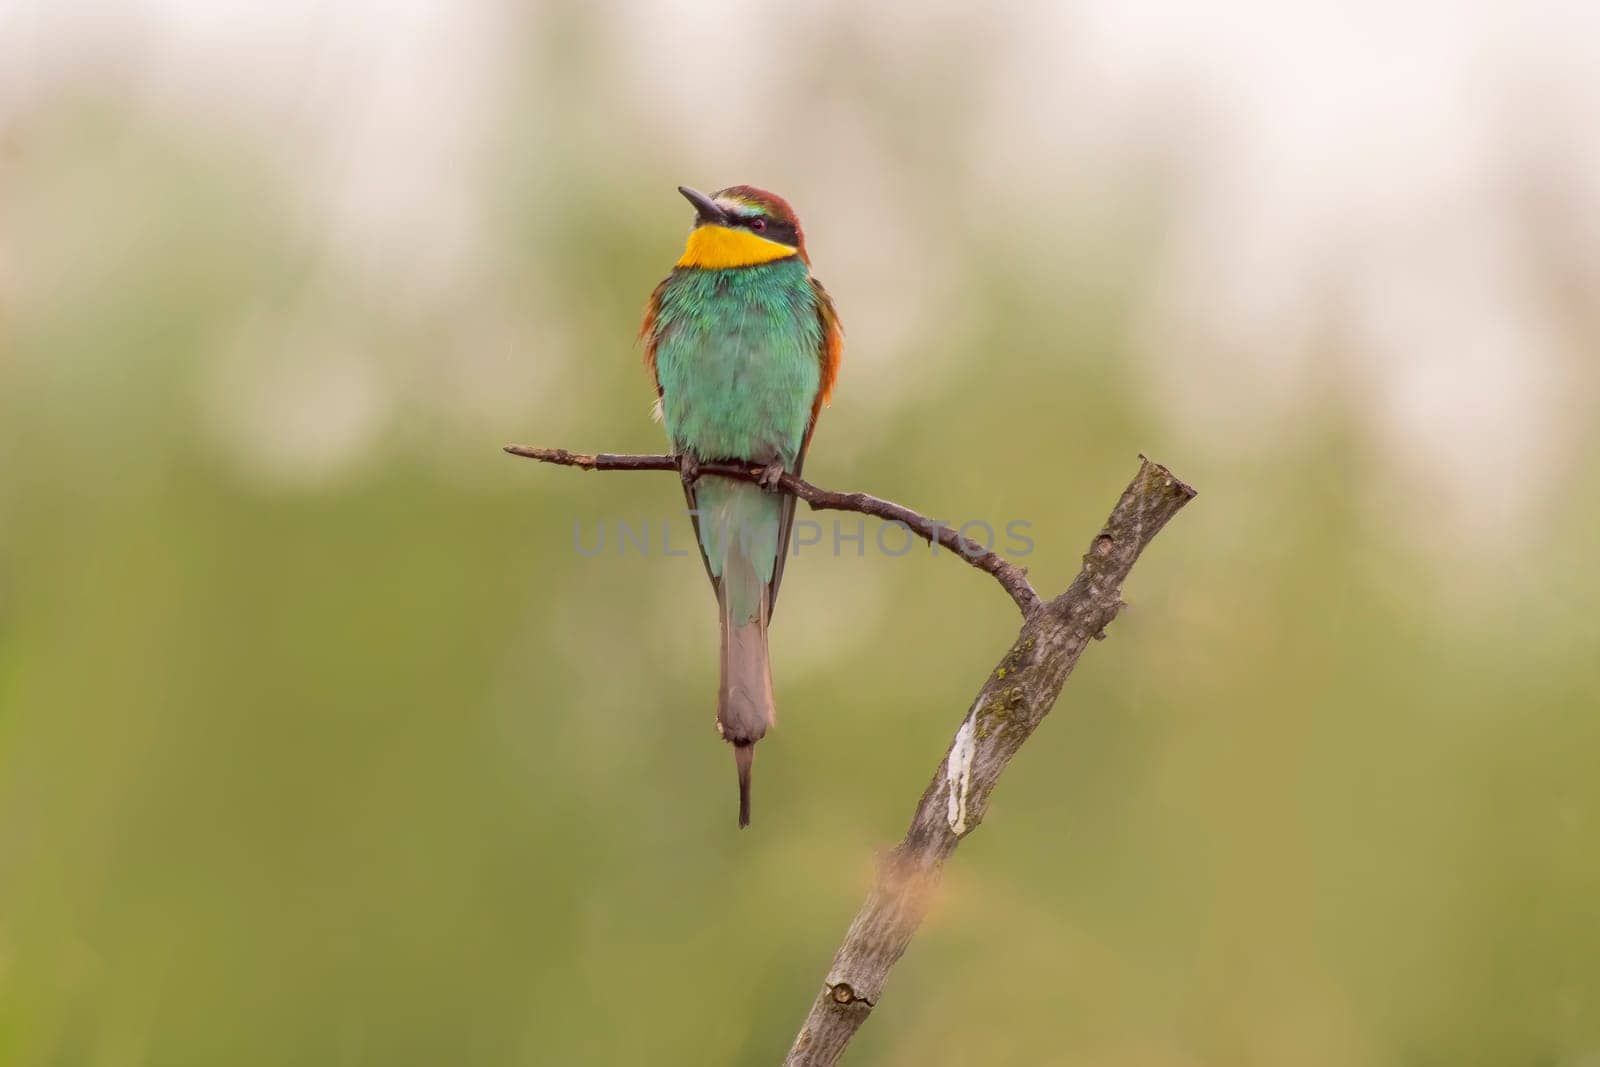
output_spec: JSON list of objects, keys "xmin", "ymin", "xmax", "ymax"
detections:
[
  {"xmin": 781, "ymin": 456, "xmax": 1194, "ymax": 1065},
  {"xmin": 504, "ymin": 443, "xmax": 1195, "ymax": 1065}
]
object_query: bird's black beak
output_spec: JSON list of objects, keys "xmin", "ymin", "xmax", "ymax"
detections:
[{"xmin": 678, "ymin": 185, "xmax": 728, "ymax": 226}]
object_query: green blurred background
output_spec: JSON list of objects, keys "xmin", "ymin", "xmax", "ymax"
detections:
[{"xmin": 3, "ymin": 3, "xmax": 1599, "ymax": 1064}]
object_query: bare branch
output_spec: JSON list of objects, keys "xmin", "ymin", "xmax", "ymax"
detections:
[
  {"xmin": 783, "ymin": 456, "xmax": 1195, "ymax": 1066},
  {"xmin": 504, "ymin": 442, "xmax": 1194, "ymax": 1061},
  {"xmin": 504, "ymin": 445, "xmax": 1042, "ymax": 615}
]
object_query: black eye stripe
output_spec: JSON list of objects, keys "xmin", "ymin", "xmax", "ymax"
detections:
[{"xmin": 732, "ymin": 215, "xmax": 798, "ymax": 247}]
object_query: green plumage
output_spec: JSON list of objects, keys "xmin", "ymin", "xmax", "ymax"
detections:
[
  {"xmin": 642, "ymin": 183, "xmax": 839, "ymax": 828},
  {"xmin": 652, "ymin": 258, "xmax": 822, "ymax": 623}
]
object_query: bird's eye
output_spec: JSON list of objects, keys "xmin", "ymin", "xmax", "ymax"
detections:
[{"xmin": 749, "ymin": 217, "xmax": 768, "ymax": 233}]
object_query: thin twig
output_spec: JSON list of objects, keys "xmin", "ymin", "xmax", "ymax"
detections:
[
  {"xmin": 782, "ymin": 456, "xmax": 1195, "ymax": 1066},
  {"xmin": 503, "ymin": 445, "xmax": 1042, "ymax": 615}
]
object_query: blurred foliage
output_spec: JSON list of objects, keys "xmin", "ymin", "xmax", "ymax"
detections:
[{"xmin": 2, "ymin": 5, "xmax": 1599, "ymax": 1066}]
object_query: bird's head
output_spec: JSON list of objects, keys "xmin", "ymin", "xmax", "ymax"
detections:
[{"xmin": 674, "ymin": 185, "xmax": 808, "ymax": 270}]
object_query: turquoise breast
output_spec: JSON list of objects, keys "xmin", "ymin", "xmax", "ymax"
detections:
[{"xmin": 653, "ymin": 257, "xmax": 821, "ymax": 464}]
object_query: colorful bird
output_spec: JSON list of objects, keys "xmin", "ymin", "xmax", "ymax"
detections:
[{"xmin": 640, "ymin": 185, "xmax": 842, "ymax": 828}]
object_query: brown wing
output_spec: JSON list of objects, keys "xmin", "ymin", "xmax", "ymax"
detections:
[
  {"xmin": 639, "ymin": 276, "xmax": 669, "ymax": 402},
  {"xmin": 642, "ymin": 277, "xmax": 718, "ymax": 591},
  {"xmin": 769, "ymin": 277, "xmax": 843, "ymax": 615}
]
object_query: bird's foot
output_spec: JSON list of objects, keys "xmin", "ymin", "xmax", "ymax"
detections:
[
  {"xmin": 678, "ymin": 454, "xmax": 700, "ymax": 487},
  {"xmin": 756, "ymin": 460, "xmax": 786, "ymax": 493}
]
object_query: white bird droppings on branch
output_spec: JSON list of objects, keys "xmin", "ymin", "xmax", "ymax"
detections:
[{"xmin": 945, "ymin": 714, "xmax": 977, "ymax": 836}]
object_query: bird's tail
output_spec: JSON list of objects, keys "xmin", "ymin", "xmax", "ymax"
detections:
[
  {"xmin": 717, "ymin": 570, "xmax": 775, "ymax": 829},
  {"xmin": 732, "ymin": 742, "xmax": 756, "ymax": 830}
]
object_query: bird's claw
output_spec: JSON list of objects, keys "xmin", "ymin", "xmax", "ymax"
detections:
[
  {"xmin": 756, "ymin": 460, "xmax": 785, "ymax": 492},
  {"xmin": 678, "ymin": 454, "xmax": 700, "ymax": 487}
]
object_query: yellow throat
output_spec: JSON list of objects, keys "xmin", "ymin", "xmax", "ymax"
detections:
[{"xmin": 676, "ymin": 225, "xmax": 798, "ymax": 270}]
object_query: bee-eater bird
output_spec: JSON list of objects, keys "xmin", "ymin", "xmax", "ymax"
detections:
[{"xmin": 640, "ymin": 185, "xmax": 842, "ymax": 828}]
